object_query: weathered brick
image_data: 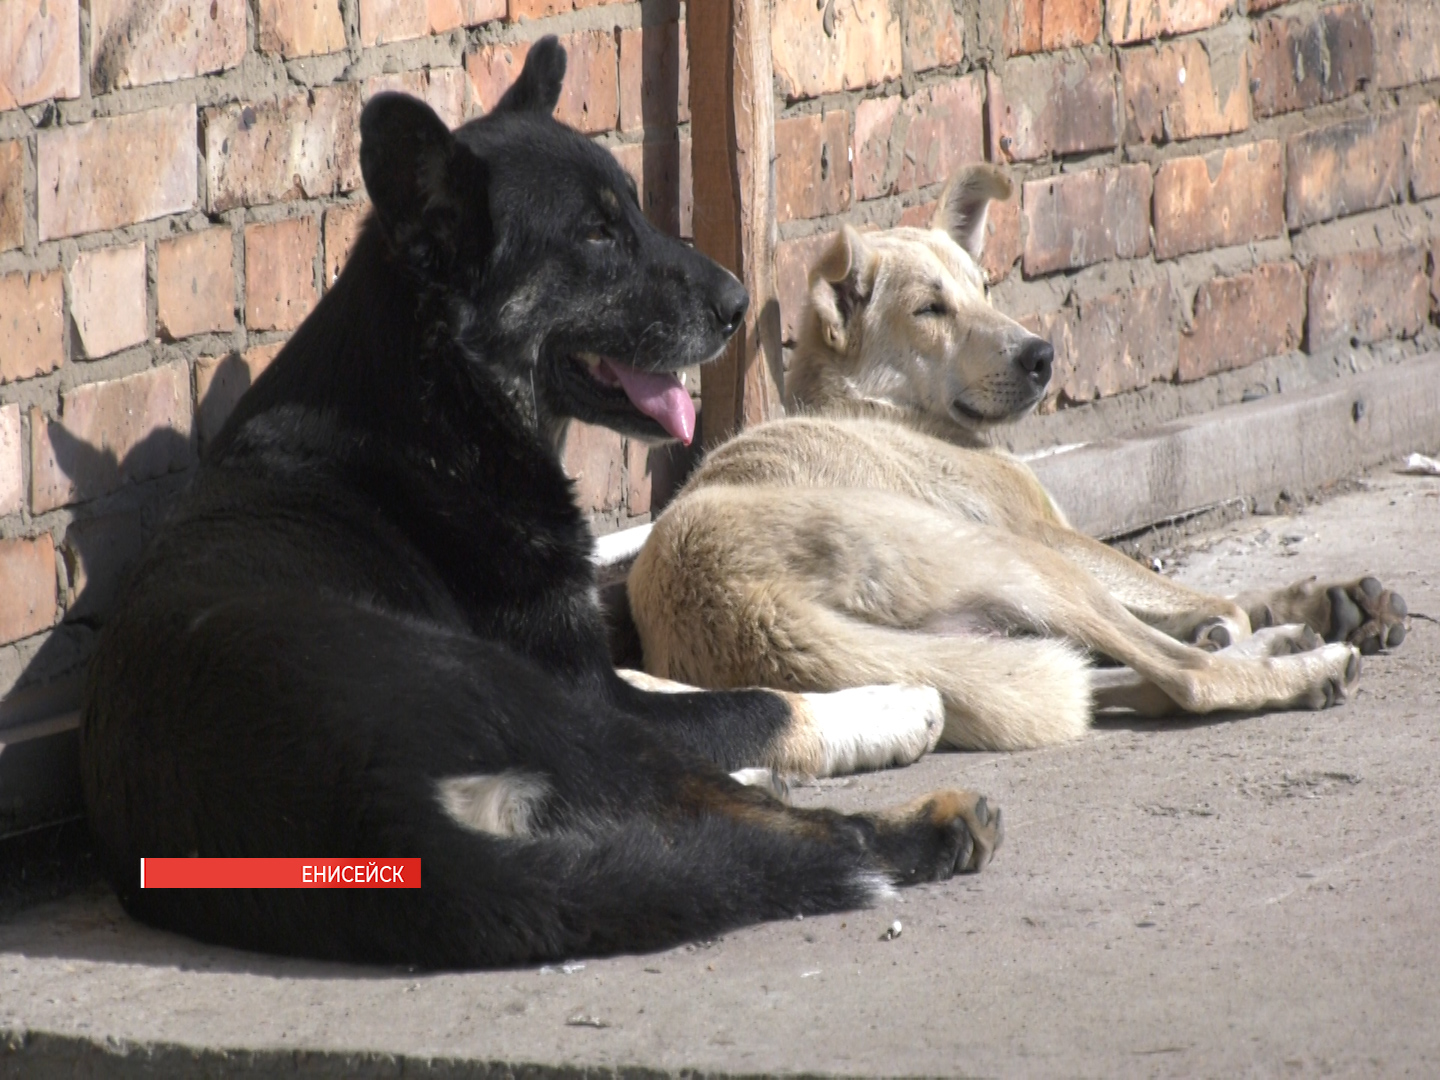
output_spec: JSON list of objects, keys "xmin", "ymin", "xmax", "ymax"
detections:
[
  {"xmin": 0, "ymin": 140, "xmax": 23, "ymax": 253},
  {"xmin": 1153, "ymin": 141, "xmax": 1284, "ymax": 260},
  {"xmin": 618, "ymin": 23, "xmax": 681, "ymax": 135},
  {"xmin": 1044, "ymin": 284, "xmax": 1179, "ymax": 403},
  {"xmin": 0, "ymin": 405, "xmax": 21, "ymax": 516},
  {"xmin": 1178, "ymin": 262, "xmax": 1305, "ymax": 381},
  {"xmin": 907, "ymin": 0, "xmax": 965, "ymax": 73},
  {"xmin": 1373, "ymin": 0, "xmax": 1440, "ymax": 90},
  {"xmin": 157, "ymin": 229, "xmax": 235, "ymax": 340},
  {"xmin": 257, "ymin": 0, "xmax": 345, "ymax": 58},
  {"xmin": 1307, "ymin": 246, "xmax": 1429, "ymax": 350},
  {"xmin": 897, "ymin": 200, "xmax": 937, "ymax": 228},
  {"xmin": 1107, "ymin": 0, "xmax": 1230, "ymax": 45},
  {"xmin": 774, "ymin": 233, "xmax": 832, "ymax": 344},
  {"xmin": 0, "ymin": 269, "xmax": 64, "ymax": 384},
  {"xmin": 30, "ymin": 364, "xmax": 194, "ymax": 513},
  {"xmin": 980, "ymin": 194, "xmax": 1023, "ymax": 284},
  {"xmin": 69, "ymin": 243, "xmax": 148, "ymax": 359},
  {"xmin": 772, "ymin": 0, "xmax": 902, "ymax": 102},
  {"xmin": 204, "ymin": 86, "xmax": 361, "ymax": 213},
  {"xmin": 1121, "ymin": 36, "xmax": 1250, "ymax": 145},
  {"xmin": 1244, "ymin": 0, "xmax": 1293, "ymax": 12},
  {"xmin": 1287, "ymin": 112, "xmax": 1406, "ymax": 230},
  {"xmin": 1413, "ymin": 102, "xmax": 1440, "ymax": 201},
  {"xmin": 324, "ymin": 204, "xmax": 370, "ymax": 288},
  {"xmin": 625, "ymin": 438, "xmax": 652, "ymax": 517},
  {"xmin": 0, "ymin": 535, "xmax": 57, "ymax": 645},
  {"xmin": 897, "ymin": 77, "xmax": 986, "ymax": 194},
  {"xmin": 38, "ymin": 105, "xmax": 196, "ymax": 240},
  {"xmin": 775, "ymin": 111, "xmax": 852, "ymax": 224},
  {"xmin": 364, "ymin": 68, "xmax": 470, "ymax": 130},
  {"xmin": 611, "ymin": 140, "xmax": 685, "ymax": 235},
  {"xmin": 91, "ymin": 0, "xmax": 245, "ymax": 90},
  {"xmin": 853, "ymin": 95, "xmax": 903, "ymax": 202},
  {"xmin": 0, "ymin": 0, "xmax": 80, "ymax": 109},
  {"xmin": 61, "ymin": 510, "xmax": 143, "ymax": 618},
  {"xmin": 361, "ymin": 0, "xmax": 502, "ymax": 44},
  {"xmin": 244, "ymin": 218, "xmax": 319, "ymax": 333},
  {"xmin": 1022, "ymin": 165, "xmax": 1152, "ymax": 276},
  {"xmin": 1250, "ymin": 5, "xmax": 1374, "ymax": 119},
  {"xmin": 1003, "ymin": 0, "xmax": 1103, "ymax": 55},
  {"xmin": 196, "ymin": 343, "xmax": 283, "ymax": 446},
  {"xmin": 988, "ymin": 52, "xmax": 1117, "ymax": 164},
  {"xmin": 507, "ymin": 0, "xmax": 622, "ymax": 19},
  {"xmin": 564, "ymin": 421, "xmax": 624, "ymax": 513},
  {"xmin": 466, "ymin": 31, "xmax": 617, "ymax": 133}
]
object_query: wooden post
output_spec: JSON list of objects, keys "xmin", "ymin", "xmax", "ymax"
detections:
[{"xmin": 688, "ymin": 0, "xmax": 783, "ymax": 449}]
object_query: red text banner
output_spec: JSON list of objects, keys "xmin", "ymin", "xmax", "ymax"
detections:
[{"xmin": 140, "ymin": 858, "xmax": 421, "ymax": 888}]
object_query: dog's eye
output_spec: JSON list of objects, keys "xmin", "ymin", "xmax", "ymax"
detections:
[{"xmin": 916, "ymin": 301, "xmax": 949, "ymax": 317}]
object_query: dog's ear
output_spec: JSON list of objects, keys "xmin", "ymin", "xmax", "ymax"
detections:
[
  {"xmin": 493, "ymin": 36, "xmax": 567, "ymax": 116},
  {"xmin": 810, "ymin": 225, "xmax": 875, "ymax": 353},
  {"xmin": 932, "ymin": 165, "xmax": 1012, "ymax": 260},
  {"xmin": 360, "ymin": 92, "xmax": 488, "ymax": 273}
]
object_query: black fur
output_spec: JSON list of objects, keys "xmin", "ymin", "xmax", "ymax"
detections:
[{"xmin": 81, "ymin": 41, "xmax": 976, "ymax": 968}]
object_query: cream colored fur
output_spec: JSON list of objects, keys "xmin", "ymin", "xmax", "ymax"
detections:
[{"xmin": 628, "ymin": 165, "xmax": 1371, "ymax": 754}]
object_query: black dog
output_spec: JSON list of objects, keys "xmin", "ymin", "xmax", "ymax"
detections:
[{"xmin": 81, "ymin": 40, "xmax": 1002, "ymax": 967}]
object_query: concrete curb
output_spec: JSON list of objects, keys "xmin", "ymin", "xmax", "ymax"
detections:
[{"xmin": 1031, "ymin": 352, "xmax": 1440, "ymax": 539}]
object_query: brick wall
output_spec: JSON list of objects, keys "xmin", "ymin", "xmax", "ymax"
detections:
[
  {"xmin": 3, "ymin": 0, "xmax": 1440, "ymax": 728},
  {"xmin": 0, "ymin": 0, "xmax": 690, "ymax": 720}
]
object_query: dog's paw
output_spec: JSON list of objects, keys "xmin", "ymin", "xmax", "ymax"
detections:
[
  {"xmin": 799, "ymin": 684, "xmax": 944, "ymax": 776},
  {"xmin": 1326, "ymin": 577, "xmax": 1408, "ymax": 655},
  {"xmin": 1191, "ymin": 615, "xmax": 1243, "ymax": 652},
  {"xmin": 872, "ymin": 790, "xmax": 1004, "ymax": 883},
  {"xmin": 1295, "ymin": 643, "xmax": 1362, "ymax": 710},
  {"xmin": 1225, "ymin": 623, "xmax": 1324, "ymax": 659}
]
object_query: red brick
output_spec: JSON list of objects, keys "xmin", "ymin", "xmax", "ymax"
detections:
[
  {"xmin": 1413, "ymin": 102, "xmax": 1440, "ymax": 201},
  {"xmin": 0, "ymin": 0, "xmax": 80, "ymax": 109},
  {"xmin": 1250, "ymin": 5, "xmax": 1374, "ymax": 119},
  {"xmin": 1178, "ymin": 262, "xmax": 1305, "ymax": 381},
  {"xmin": 90, "ymin": 0, "xmax": 245, "ymax": 90},
  {"xmin": 618, "ymin": 23, "xmax": 681, "ymax": 135},
  {"xmin": 1286, "ymin": 112, "xmax": 1406, "ymax": 230},
  {"xmin": 1022, "ymin": 165, "xmax": 1152, "ymax": 277},
  {"xmin": 0, "ymin": 535, "xmax": 57, "ymax": 645},
  {"xmin": 1244, "ymin": 0, "xmax": 1293, "ymax": 12},
  {"xmin": 1307, "ymin": 246, "xmax": 1429, "ymax": 351},
  {"xmin": 775, "ymin": 111, "xmax": 852, "ymax": 224},
  {"xmin": 897, "ymin": 201, "xmax": 937, "ymax": 229},
  {"xmin": 361, "ymin": 0, "xmax": 503, "ymax": 46},
  {"xmin": 29, "ymin": 364, "xmax": 194, "ymax": 513},
  {"xmin": 0, "ymin": 405, "xmax": 21, "ymax": 516},
  {"xmin": 980, "ymin": 194, "xmax": 1023, "ymax": 284},
  {"xmin": 196, "ymin": 343, "xmax": 283, "ymax": 446},
  {"xmin": 0, "ymin": 140, "xmax": 23, "ymax": 253},
  {"xmin": 70, "ymin": 243, "xmax": 148, "ymax": 359},
  {"xmin": 245, "ymin": 218, "xmax": 319, "ymax": 333},
  {"xmin": 1003, "ymin": 0, "xmax": 1102, "ymax": 55},
  {"xmin": 564, "ymin": 421, "xmax": 624, "ymax": 513},
  {"xmin": 0, "ymin": 270, "xmax": 64, "ymax": 384},
  {"xmin": 853, "ymin": 95, "xmax": 902, "ymax": 201},
  {"xmin": 507, "ymin": 0, "xmax": 622, "ymax": 19},
  {"xmin": 1107, "ymin": 0, "xmax": 1229, "ymax": 44},
  {"xmin": 611, "ymin": 140, "xmax": 685, "ymax": 236},
  {"xmin": 1153, "ymin": 141, "xmax": 1284, "ymax": 260},
  {"xmin": 37, "ymin": 105, "xmax": 196, "ymax": 240},
  {"xmin": 364, "ymin": 68, "xmax": 471, "ymax": 130},
  {"xmin": 61, "ymin": 510, "xmax": 143, "ymax": 618},
  {"xmin": 466, "ymin": 32, "xmax": 617, "ymax": 133},
  {"xmin": 257, "ymin": 0, "xmax": 345, "ymax": 58},
  {"xmin": 774, "ymin": 233, "xmax": 832, "ymax": 344},
  {"xmin": 204, "ymin": 86, "xmax": 361, "ymax": 213},
  {"xmin": 1121, "ymin": 36, "xmax": 1250, "ymax": 145},
  {"xmin": 771, "ymin": 0, "xmax": 902, "ymax": 102},
  {"xmin": 1373, "ymin": 0, "xmax": 1440, "ymax": 90},
  {"xmin": 324, "ymin": 204, "xmax": 370, "ymax": 288},
  {"xmin": 988, "ymin": 53, "xmax": 1117, "ymax": 164},
  {"xmin": 157, "ymin": 229, "xmax": 236, "ymax": 340},
  {"xmin": 897, "ymin": 77, "xmax": 986, "ymax": 194},
  {"xmin": 1044, "ymin": 284, "xmax": 1179, "ymax": 403},
  {"xmin": 907, "ymin": 0, "xmax": 965, "ymax": 73}
]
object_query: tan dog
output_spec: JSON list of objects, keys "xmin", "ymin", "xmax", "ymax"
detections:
[{"xmin": 627, "ymin": 165, "xmax": 1409, "ymax": 754}]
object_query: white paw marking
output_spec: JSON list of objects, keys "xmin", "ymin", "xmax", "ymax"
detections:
[
  {"xmin": 437, "ymin": 771, "xmax": 551, "ymax": 837},
  {"xmin": 801, "ymin": 684, "xmax": 944, "ymax": 776}
]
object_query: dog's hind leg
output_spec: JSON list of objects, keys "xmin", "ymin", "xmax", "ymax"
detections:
[{"xmin": 611, "ymin": 670, "xmax": 944, "ymax": 777}]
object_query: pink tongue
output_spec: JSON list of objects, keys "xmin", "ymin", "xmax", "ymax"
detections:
[{"xmin": 602, "ymin": 360, "xmax": 696, "ymax": 445}]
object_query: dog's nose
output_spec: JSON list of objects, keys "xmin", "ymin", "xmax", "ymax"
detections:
[
  {"xmin": 1016, "ymin": 338, "xmax": 1053, "ymax": 388},
  {"xmin": 712, "ymin": 279, "xmax": 750, "ymax": 337}
]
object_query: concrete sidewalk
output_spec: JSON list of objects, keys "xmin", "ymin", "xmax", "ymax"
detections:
[{"xmin": 2, "ymin": 468, "xmax": 1439, "ymax": 1078}]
